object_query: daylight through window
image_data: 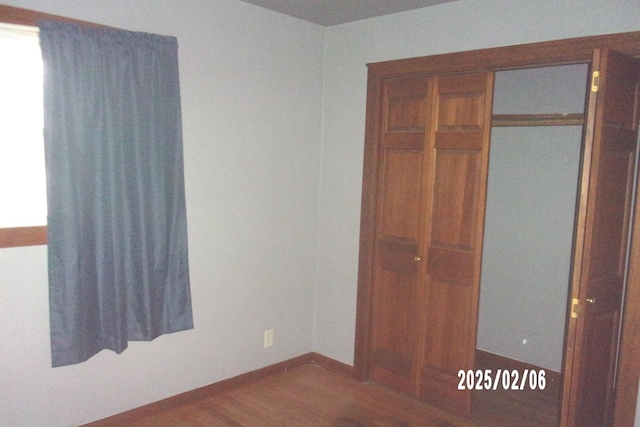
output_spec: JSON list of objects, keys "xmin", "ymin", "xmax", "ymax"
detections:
[{"xmin": 0, "ymin": 24, "xmax": 46, "ymax": 228}]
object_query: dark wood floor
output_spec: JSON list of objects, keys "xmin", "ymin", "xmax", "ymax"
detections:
[{"xmin": 117, "ymin": 363, "xmax": 559, "ymax": 426}]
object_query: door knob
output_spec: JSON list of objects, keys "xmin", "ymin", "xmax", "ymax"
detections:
[
  {"xmin": 586, "ymin": 297, "xmax": 596, "ymax": 305},
  {"xmin": 414, "ymin": 256, "xmax": 421, "ymax": 262}
]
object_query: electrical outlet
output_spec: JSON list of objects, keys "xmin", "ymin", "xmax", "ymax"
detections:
[{"xmin": 264, "ymin": 329, "xmax": 274, "ymax": 348}]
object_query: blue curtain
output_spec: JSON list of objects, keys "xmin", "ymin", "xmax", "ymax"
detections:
[{"xmin": 39, "ymin": 21, "xmax": 193, "ymax": 367}]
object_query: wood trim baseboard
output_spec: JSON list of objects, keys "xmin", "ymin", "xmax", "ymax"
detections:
[
  {"xmin": 475, "ymin": 349, "xmax": 562, "ymax": 387},
  {"xmin": 311, "ymin": 352, "xmax": 355, "ymax": 377},
  {"xmin": 80, "ymin": 352, "xmax": 354, "ymax": 426}
]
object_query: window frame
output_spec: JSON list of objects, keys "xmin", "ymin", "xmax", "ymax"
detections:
[
  {"xmin": 0, "ymin": 226, "xmax": 47, "ymax": 248},
  {"xmin": 0, "ymin": 5, "xmax": 106, "ymax": 248}
]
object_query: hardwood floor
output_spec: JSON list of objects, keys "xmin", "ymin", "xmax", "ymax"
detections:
[{"xmin": 98, "ymin": 363, "xmax": 559, "ymax": 426}]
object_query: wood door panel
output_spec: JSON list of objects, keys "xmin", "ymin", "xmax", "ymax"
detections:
[
  {"xmin": 602, "ymin": 126, "xmax": 638, "ymax": 152},
  {"xmin": 419, "ymin": 278, "xmax": 473, "ymax": 413},
  {"xmin": 371, "ymin": 269, "xmax": 416, "ymax": 362},
  {"xmin": 429, "ymin": 149, "xmax": 481, "ymax": 250},
  {"xmin": 585, "ymin": 279, "xmax": 624, "ymax": 313},
  {"xmin": 438, "ymin": 94, "xmax": 485, "ymax": 130},
  {"xmin": 588, "ymin": 148, "xmax": 635, "ymax": 278},
  {"xmin": 436, "ymin": 73, "xmax": 488, "ymax": 131},
  {"xmin": 384, "ymin": 132, "xmax": 425, "ymax": 149},
  {"xmin": 427, "ymin": 247, "xmax": 474, "ymax": 286},
  {"xmin": 370, "ymin": 262, "xmax": 419, "ymax": 393},
  {"xmin": 576, "ymin": 310, "xmax": 620, "ymax": 426},
  {"xmin": 563, "ymin": 49, "xmax": 640, "ymax": 426},
  {"xmin": 418, "ymin": 72, "xmax": 493, "ymax": 416},
  {"xmin": 388, "ymin": 96, "xmax": 427, "ymax": 131},
  {"xmin": 370, "ymin": 75, "xmax": 431, "ymax": 395},
  {"xmin": 379, "ymin": 151, "xmax": 423, "ymax": 240},
  {"xmin": 385, "ymin": 77, "xmax": 429, "ymax": 133},
  {"xmin": 602, "ymin": 63, "xmax": 639, "ymax": 127},
  {"xmin": 422, "ymin": 279, "xmax": 473, "ymax": 372},
  {"xmin": 434, "ymin": 131, "xmax": 484, "ymax": 150},
  {"xmin": 377, "ymin": 237, "xmax": 419, "ymax": 273}
]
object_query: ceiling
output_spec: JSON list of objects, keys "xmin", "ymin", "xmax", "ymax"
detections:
[{"xmin": 237, "ymin": 0, "xmax": 459, "ymax": 27}]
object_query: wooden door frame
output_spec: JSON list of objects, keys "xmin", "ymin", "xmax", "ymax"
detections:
[{"xmin": 355, "ymin": 30, "xmax": 640, "ymax": 425}]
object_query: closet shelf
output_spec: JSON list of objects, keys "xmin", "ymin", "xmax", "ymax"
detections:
[{"xmin": 492, "ymin": 113, "xmax": 584, "ymax": 127}]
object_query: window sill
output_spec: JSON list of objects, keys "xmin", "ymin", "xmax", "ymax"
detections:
[{"xmin": 0, "ymin": 226, "xmax": 47, "ymax": 248}]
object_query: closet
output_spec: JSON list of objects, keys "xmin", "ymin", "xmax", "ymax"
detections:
[
  {"xmin": 354, "ymin": 33, "xmax": 640, "ymax": 427},
  {"xmin": 467, "ymin": 63, "xmax": 587, "ymax": 425},
  {"xmin": 478, "ymin": 64, "xmax": 588, "ymax": 379}
]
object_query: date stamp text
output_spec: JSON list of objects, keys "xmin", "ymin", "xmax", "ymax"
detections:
[{"xmin": 457, "ymin": 369, "xmax": 546, "ymax": 391}]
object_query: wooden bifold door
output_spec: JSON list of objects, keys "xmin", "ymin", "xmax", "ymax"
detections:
[
  {"xmin": 369, "ymin": 71, "xmax": 493, "ymax": 415},
  {"xmin": 562, "ymin": 49, "xmax": 640, "ymax": 426},
  {"xmin": 356, "ymin": 34, "xmax": 640, "ymax": 426}
]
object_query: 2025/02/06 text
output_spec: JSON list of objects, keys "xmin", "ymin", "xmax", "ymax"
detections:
[{"xmin": 457, "ymin": 369, "xmax": 546, "ymax": 391}]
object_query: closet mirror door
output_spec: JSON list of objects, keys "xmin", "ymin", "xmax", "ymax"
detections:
[{"xmin": 563, "ymin": 49, "xmax": 640, "ymax": 427}]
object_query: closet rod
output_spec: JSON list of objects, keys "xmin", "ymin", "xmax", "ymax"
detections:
[{"xmin": 492, "ymin": 113, "xmax": 584, "ymax": 127}]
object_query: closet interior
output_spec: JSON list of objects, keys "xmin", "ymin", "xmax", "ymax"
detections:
[{"xmin": 475, "ymin": 63, "xmax": 589, "ymax": 424}]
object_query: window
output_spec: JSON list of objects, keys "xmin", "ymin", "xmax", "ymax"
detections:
[{"xmin": 0, "ymin": 23, "xmax": 47, "ymax": 247}]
